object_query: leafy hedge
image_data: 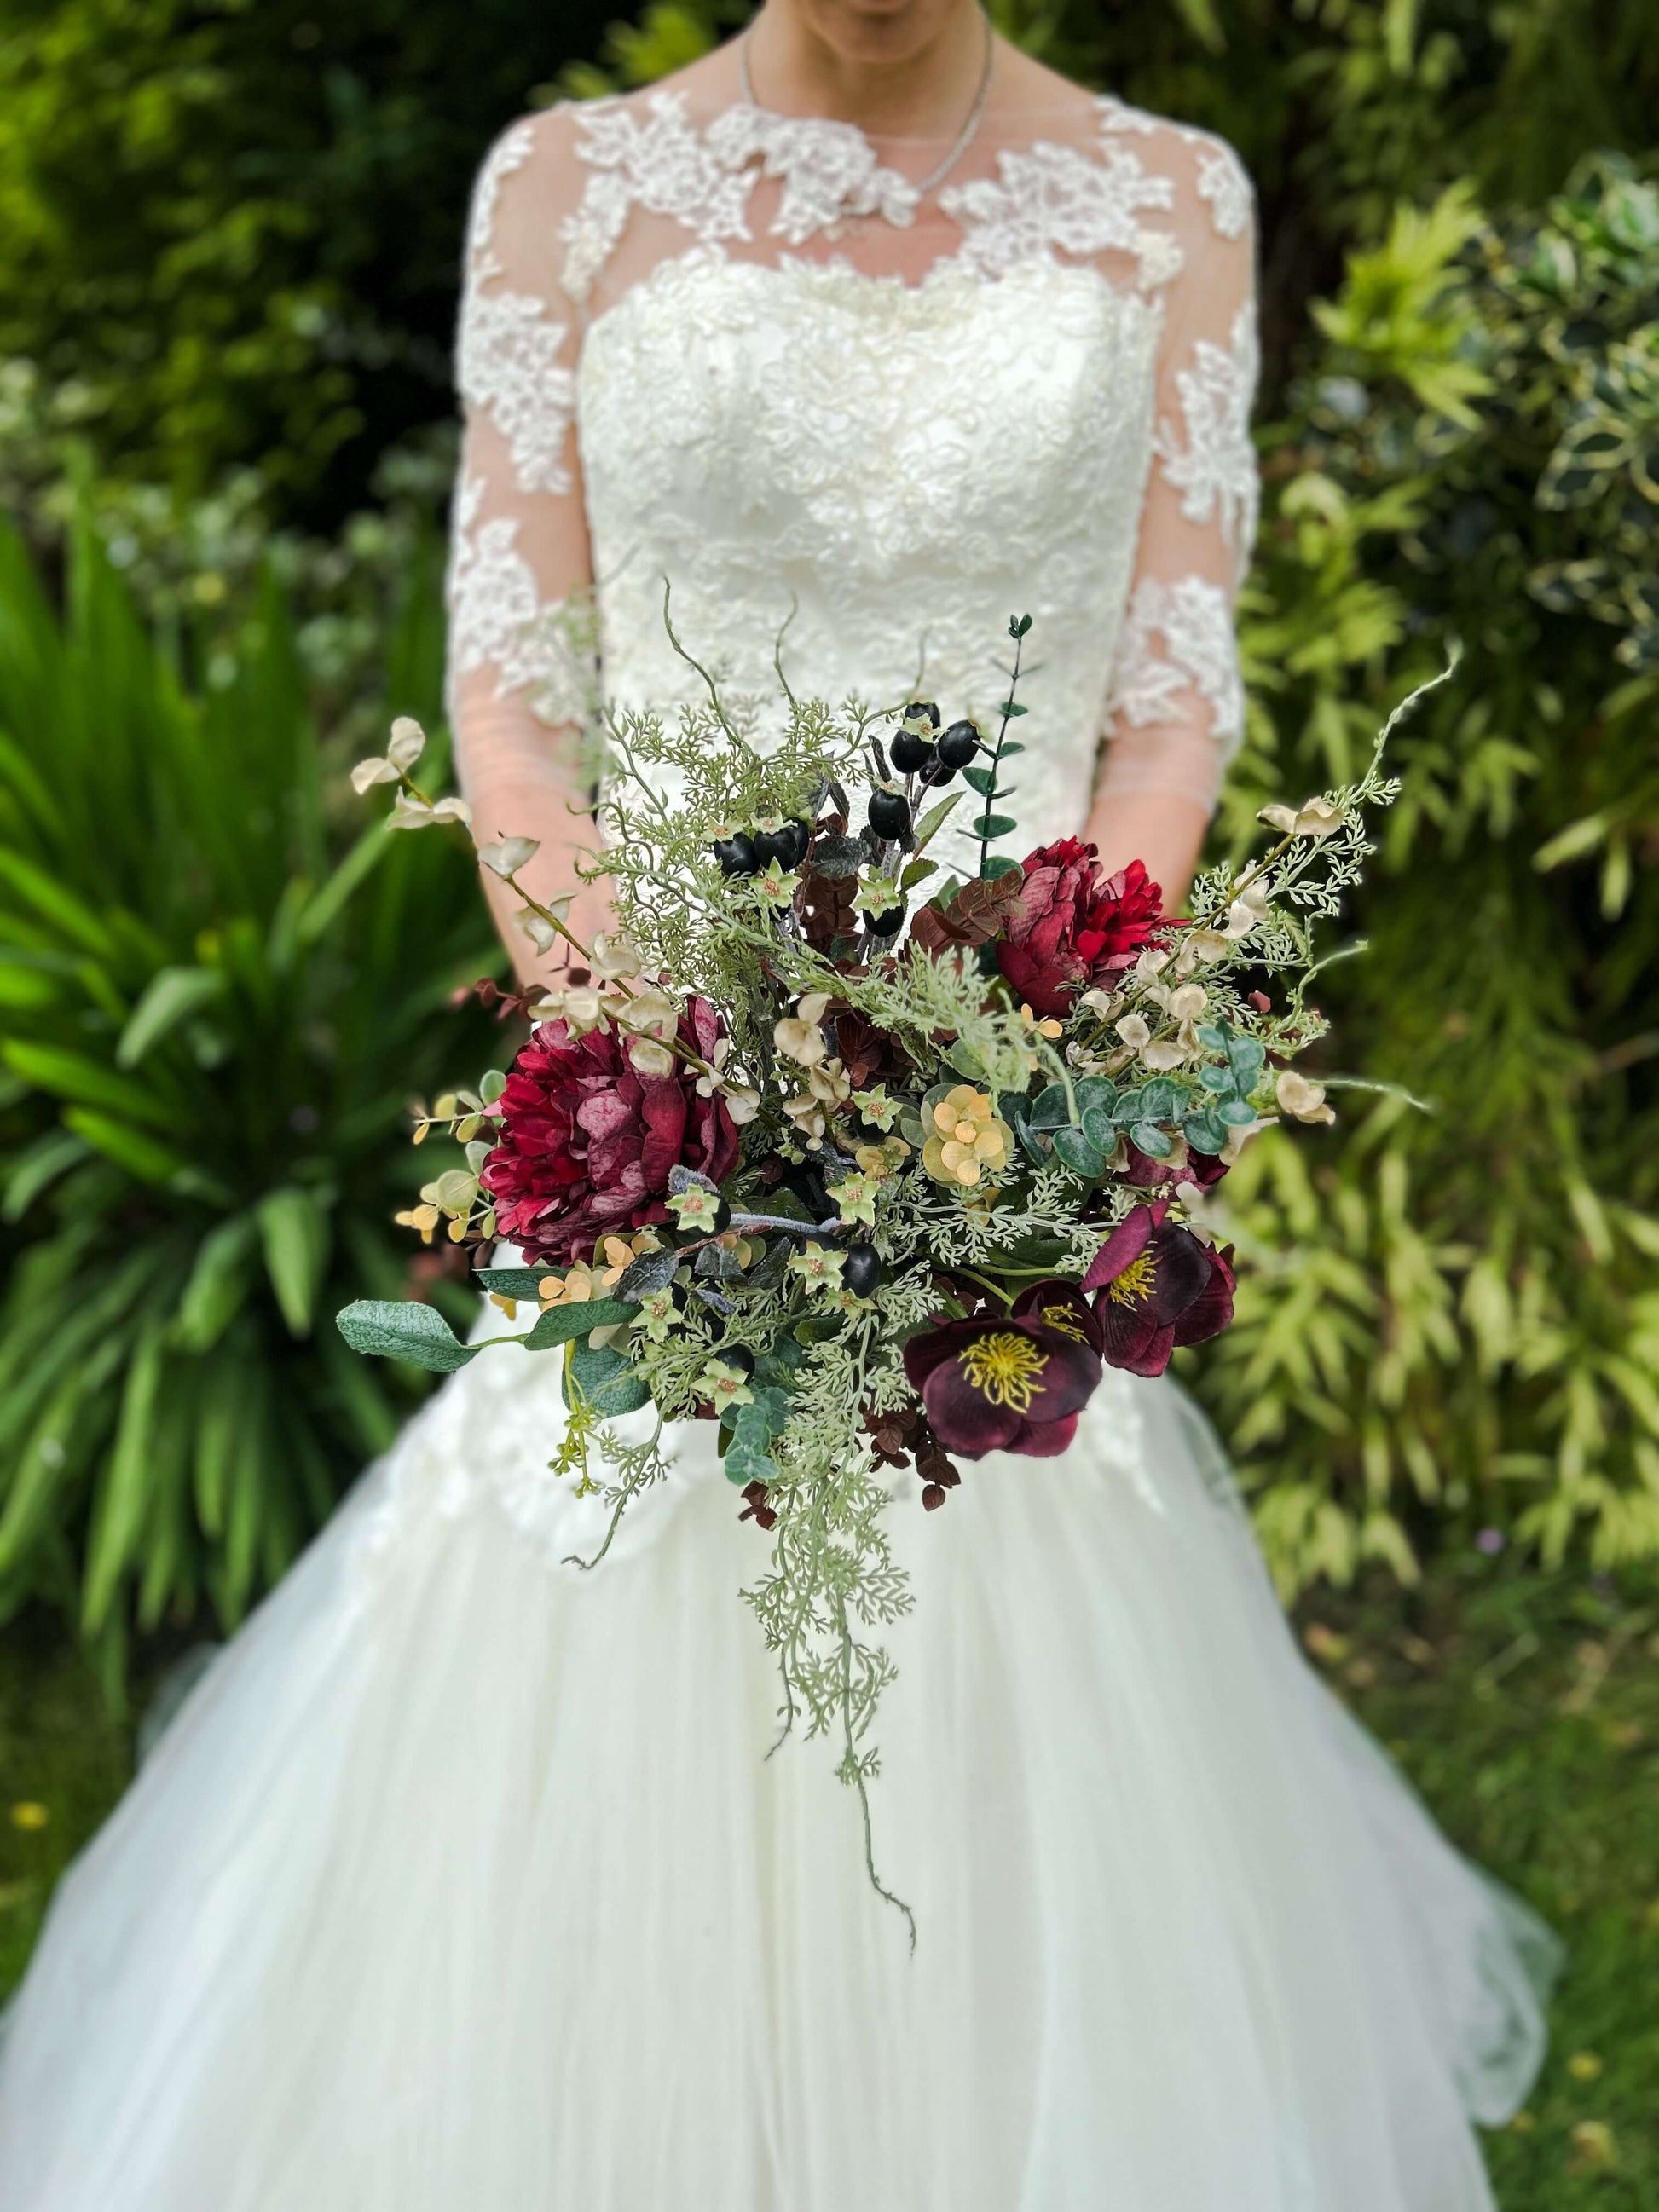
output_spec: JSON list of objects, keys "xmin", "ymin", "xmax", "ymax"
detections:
[
  {"xmin": 2, "ymin": 0, "xmax": 1656, "ymax": 532},
  {"xmin": 1201, "ymin": 157, "xmax": 1659, "ymax": 1591},
  {"xmin": 0, "ymin": 519, "xmax": 499, "ymax": 1667}
]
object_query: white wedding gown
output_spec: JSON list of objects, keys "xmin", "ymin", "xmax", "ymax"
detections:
[{"xmin": 0, "ymin": 54, "xmax": 1557, "ymax": 2212}]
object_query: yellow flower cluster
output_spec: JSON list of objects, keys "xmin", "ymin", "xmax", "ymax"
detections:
[{"xmin": 921, "ymin": 1086, "xmax": 1012, "ymax": 1189}]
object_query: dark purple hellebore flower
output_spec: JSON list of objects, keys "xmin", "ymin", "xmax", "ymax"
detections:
[
  {"xmin": 903, "ymin": 1283, "xmax": 1103, "ymax": 1459},
  {"xmin": 1081, "ymin": 1204, "xmax": 1236, "ymax": 1377}
]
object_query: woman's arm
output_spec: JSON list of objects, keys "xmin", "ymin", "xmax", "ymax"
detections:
[
  {"xmin": 447, "ymin": 110, "xmax": 611, "ymax": 988},
  {"xmin": 1086, "ymin": 134, "xmax": 1260, "ymax": 911}
]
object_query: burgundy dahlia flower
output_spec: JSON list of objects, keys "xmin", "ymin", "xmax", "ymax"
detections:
[
  {"xmin": 996, "ymin": 843, "xmax": 1166, "ymax": 1019},
  {"xmin": 1080, "ymin": 1204, "xmax": 1236, "ymax": 1377},
  {"xmin": 903, "ymin": 1282, "xmax": 1103, "ymax": 1458},
  {"xmin": 481, "ymin": 997, "xmax": 738, "ymax": 1267}
]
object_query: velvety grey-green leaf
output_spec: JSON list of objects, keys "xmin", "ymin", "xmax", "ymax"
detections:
[
  {"xmin": 616, "ymin": 1245, "xmax": 682, "ymax": 1299},
  {"xmin": 1130, "ymin": 1121, "xmax": 1173, "ymax": 1158},
  {"xmin": 474, "ymin": 1266, "xmax": 558, "ymax": 1300},
  {"xmin": 565, "ymin": 1339, "xmax": 651, "ymax": 1416},
  {"xmin": 336, "ymin": 1299, "xmax": 481, "ymax": 1372},
  {"xmin": 522, "ymin": 1297, "xmax": 638, "ymax": 1351},
  {"xmin": 808, "ymin": 834, "xmax": 864, "ymax": 879}
]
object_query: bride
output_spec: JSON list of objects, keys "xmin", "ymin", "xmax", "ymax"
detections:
[{"xmin": 0, "ymin": 3, "xmax": 1558, "ymax": 2207}]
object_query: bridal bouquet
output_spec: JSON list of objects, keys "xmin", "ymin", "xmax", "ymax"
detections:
[{"xmin": 341, "ymin": 611, "xmax": 1419, "ymax": 1929}]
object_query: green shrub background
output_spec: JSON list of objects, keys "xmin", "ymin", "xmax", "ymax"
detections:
[
  {"xmin": 2, "ymin": 0, "xmax": 1652, "ymax": 1632},
  {"xmin": 0, "ymin": 3, "xmax": 1655, "ymax": 2193}
]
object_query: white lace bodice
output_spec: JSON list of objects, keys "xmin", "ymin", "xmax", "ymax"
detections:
[{"xmin": 447, "ymin": 55, "xmax": 1260, "ymax": 855}]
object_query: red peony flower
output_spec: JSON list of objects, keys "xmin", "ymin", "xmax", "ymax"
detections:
[
  {"xmin": 903, "ymin": 1282, "xmax": 1103, "ymax": 1458},
  {"xmin": 996, "ymin": 844, "xmax": 1165, "ymax": 1019},
  {"xmin": 1080, "ymin": 1204, "xmax": 1236, "ymax": 1377},
  {"xmin": 481, "ymin": 997, "xmax": 738, "ymax": 1267}
]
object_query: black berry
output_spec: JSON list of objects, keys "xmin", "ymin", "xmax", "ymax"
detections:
[
  {"xmin": 752, "ymin": 823, "xmax": 795, "ymax": 869},
  {"xmin": 866, "ymin": 789, "xmax": 911, "ymax": 840},
  {"xmin": 936, "ymin": 720, "xmax": 981, "ymax": 770},
  {"xmin": 712, "ymin": 831, "xmax": 758, "ymax": 876},
  {"xmin": 780, "ymin": 818, "xmax": 812, "ymax": 868},
  {"xmin": 865, "ymin": 899, "xmax": 905, "ymax": 938},
  {"xmin": 723, "ymin": 1344, "xmax": 756, "ymax": 1378},
  {"xmin": 889, "ymin": 728, "xmax": 935, "ymax": 775},
  {"xmin": 903, "ymin": 701, "xmax": 940, "ymax": 730},
  {"xmin": 841, "ymin": 1245, "xmax": 882, "ymax": 1297}
]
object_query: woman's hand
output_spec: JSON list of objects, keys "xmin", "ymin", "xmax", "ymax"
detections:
[
  {"xmin": 1082, "ymin": 786, "xmax": 1210, "ymax": 916},
  {"xmin": 469, "ymin": 769, "xmax": 615, "ymax": 987}
]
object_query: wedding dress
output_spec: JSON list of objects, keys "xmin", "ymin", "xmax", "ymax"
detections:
[{"xmin": 0, "ymin": 58, "xmax": 1558, "ymax": 2212}]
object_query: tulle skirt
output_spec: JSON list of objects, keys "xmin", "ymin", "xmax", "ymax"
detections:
[{"xmin": 0, "ymin": 1325, "xmax": 1557, "ymax": 2211}]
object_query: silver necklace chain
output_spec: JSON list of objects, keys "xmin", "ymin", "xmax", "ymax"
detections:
[{"xmin": 737, "ymin": 9, "xmax": 996, "ymax": 202}]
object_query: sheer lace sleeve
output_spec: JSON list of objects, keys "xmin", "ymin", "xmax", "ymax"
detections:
[
  {"xmin": 1095, "ymin": 129, "xmax": 1258, "ymax": 815},
  {"xmin": 447, "ymin": 109, "xmax": 596, "ymax": 829}
]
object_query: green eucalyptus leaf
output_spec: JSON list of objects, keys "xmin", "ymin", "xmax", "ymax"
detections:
[
  {"xmin": 1228, "ymin": 1034, "xmax": 1267, "ymax": 1083},
  {"xmin": 722, "ymin": 1429, "xmax": 778, "ymax": 1487},
  {"xmin": 962, "ymin": 765, "xmax": 997, "ymax": 796},
  {"xmin": 1129, "ymin": 1121, "xmax": 1173, "ymax": 1159},
  {"xmin": 981, "ymin": 854, "xmax": 1022, "ymax": 880},
  {"xmin": 1029, "ymin": 1082, "xmax": 1072, "ymax": 1130},
  {"xmin": 973, "ymin": 812, "xmax": 1018, "ymax": 839},
  {"xmin": 1050, "ymin": 1125, "xmax": 1107, "ymax": 1179},
  {"xmin": 1080, "ymin": 1104, "xmax": 1119, "ymax": 1152},
  {"xmin": 1183, "ymin": 1112, "xmax": 1229, "ymax": 1156},
  {"xmin": 1138, "ymin": 1078, "xmax": 1181, "ymax": 1122}
]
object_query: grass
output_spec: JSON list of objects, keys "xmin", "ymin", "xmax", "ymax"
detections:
[{"xmin": 1, "ymin": 1556, "xmax": 1654, "ymax": 2205}]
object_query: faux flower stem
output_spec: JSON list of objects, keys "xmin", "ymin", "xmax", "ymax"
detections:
[{"xmin": 975, "ymin": 622, "xmax": 1027, "ymax": 883}]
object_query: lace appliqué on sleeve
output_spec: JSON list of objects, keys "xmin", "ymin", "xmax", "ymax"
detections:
[
  {"xmin": 458, "ymin": 292, "xmax": 575, "ymax": 497},
  {"xmin": 1155, "ymin": 300, "xmax": 1260, "ymax": 563},
  {"xmin": 1195, "ymin": 146, "xmax": 1252, "ymax": 240},
  {"xmin": 465, "ymin": 119, "xmax": 538, "ymax": 281},
  {"xmin": 939, "ymin": 132, "xmax": 1181, "ymax": 289},
  {"xmin": 1107, "ymin": 575, "xmax": 1244, "ymax": 754},
  {"xmin": 447, "ymin": 477, "xmax": 594, "ymax": 729}
]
